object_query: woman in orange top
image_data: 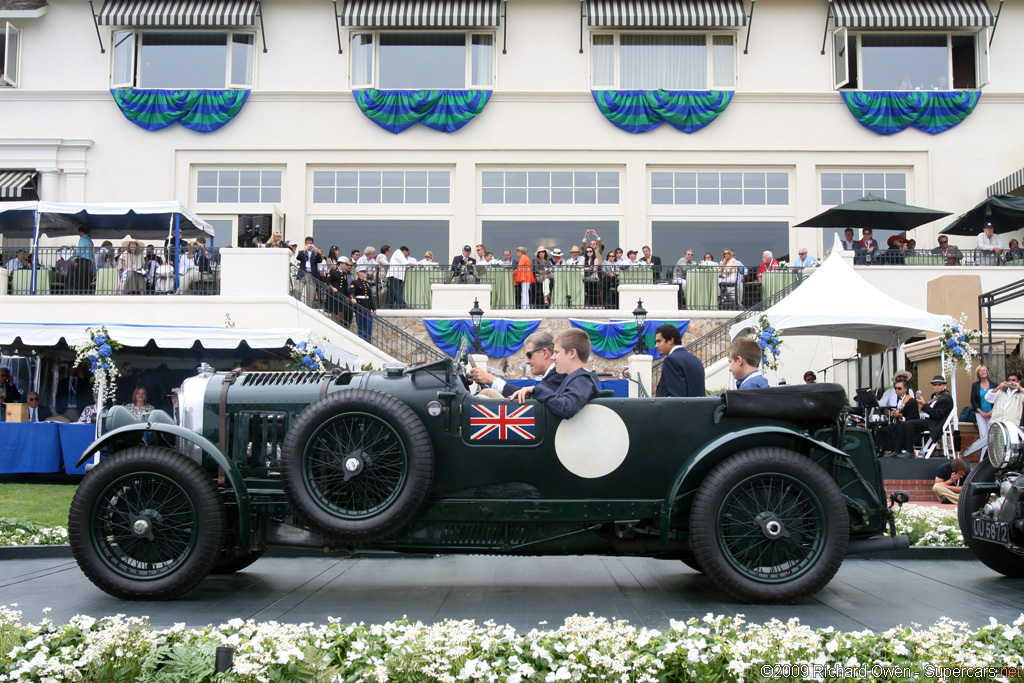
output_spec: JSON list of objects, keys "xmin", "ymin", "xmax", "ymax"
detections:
[{"xmin": 513, "ymin": 246, "xmax": 535, "ymax": 309}]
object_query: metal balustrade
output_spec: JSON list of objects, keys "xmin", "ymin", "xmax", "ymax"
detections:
[
  {"xmin": 3, "ymin": 245, "xmax": 220, "ymax": 296},
  {"xmin": 290, "ymin": 266, "xmax": 445, "ymax": 367}
]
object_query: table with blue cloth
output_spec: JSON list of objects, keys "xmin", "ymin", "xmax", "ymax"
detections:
[
  {"xmin": 405, "ymin": 267, "xmax": 436, "ymax": 308},
  {"xmin": 551, "ymin": 266, "xmax": 584, "ymax": 308},
  {"xmin": 58, "ymin": 423, "xmax": 97, "ymax": 475},
  {"xmin": 481, "ymin": 267, "xmax": 514, "ymax": 309},
  {"xmin": 0, "ymin": 422, "xmax": 63, "ymax": 473},
  {"xmin": 685, "ymin": 267, "xmax": 718, "ymax": 310},
  {"xmin": 504, "ymin": 377, "xmax": 627, "ymax": 397}
]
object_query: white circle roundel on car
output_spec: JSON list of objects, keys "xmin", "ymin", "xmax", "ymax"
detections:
[{"xmin": 553, "ymin": 405, "xmax": 630, "ymax": 478}]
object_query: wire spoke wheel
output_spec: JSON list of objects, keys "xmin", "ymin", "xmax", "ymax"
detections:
[
  {"xmin": 304, "ymin": 412, "xmax": 408, "ymax": 518},
  {"xmin": 282, "ymin": 389, "xmax": 434, "ymax": 544},
  {"xmin": 689, "ymin": 447, "xmax": 848, "ymax": 604},
  {"xmin": 717, "ymin": 473, "xmax": 826, "ymax": 582},
  {"xmin": 91, "ymin": 472, "xmax": 199, "ymax": 579}
]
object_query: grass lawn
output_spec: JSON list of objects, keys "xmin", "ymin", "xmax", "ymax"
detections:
[{"xmin": 0, "ymin": 484, "xmax": 76, "ymax": 528}]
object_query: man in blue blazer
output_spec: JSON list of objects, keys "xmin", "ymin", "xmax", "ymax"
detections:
[{"xmin": 654, "ymin": 324, "xmax": 705, "ymax": 397}]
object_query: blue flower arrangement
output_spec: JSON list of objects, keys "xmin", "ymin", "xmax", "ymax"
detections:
[
  {"xmin": 289, "ymin": 336, "xmax": 326, "ymax": 372},
  {"xmin": 71, "ymin": 326, "xmax": 123, "ymax": 408},
  {"xmin": 940, "ymin": 315, "xmax": 978, "ymax": 376},
  {"xmin": 749, "ymin": 314, "xmax": 782, "ymax": 371}
]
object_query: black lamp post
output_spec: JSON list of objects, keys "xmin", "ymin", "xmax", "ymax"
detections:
[
  {"xmin": 469, "ymin": 297, "xmax": 484, "ymax": 354},
  {"xmin": 632, "ymin": 298, "xmax": 648, "ymax": 354}
]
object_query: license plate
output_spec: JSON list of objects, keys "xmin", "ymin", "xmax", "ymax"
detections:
[{"xmin": 973, "ymin": 518, "xmax": 1010, "ymax": 544}]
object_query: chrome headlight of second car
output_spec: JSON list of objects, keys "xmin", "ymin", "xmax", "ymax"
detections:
[{"xmin": 987, "ymin": 421, "xmax": 1023, "ymax": 470}]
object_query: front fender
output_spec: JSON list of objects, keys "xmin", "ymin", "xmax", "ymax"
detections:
[
  {"xmin": 659, "ymin": 425, "xmax": 849, "ymax": 545},
  {"xmin": 77, "ymin": 423, "xmax": 252, "ymax": 551}
]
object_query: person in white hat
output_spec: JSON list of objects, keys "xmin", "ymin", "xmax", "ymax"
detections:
[
  {"xmin": 350, "ymin": 265, "xmax": 375, "ymax": 342},
  {"xmin": 564, "ymin": 244, "xmax": 584, "ymax": 266}
]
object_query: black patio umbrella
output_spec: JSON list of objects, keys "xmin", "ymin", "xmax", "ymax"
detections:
[
  {"xmin": 793, "ymin": 194, "xmax": 951, "ymax": 231},
  {"xmin": 940, "ymin": 194, "xmax": 1024, "ymax": 236}
]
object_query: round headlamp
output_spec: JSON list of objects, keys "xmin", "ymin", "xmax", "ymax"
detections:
[{"xmin": 987, "ymin": 421, "xmax": 1022, "ymax": 469}]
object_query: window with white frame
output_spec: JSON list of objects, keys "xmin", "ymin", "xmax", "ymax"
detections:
[
  {"xmin": 112, "ymin": 30, "xmax": 255, "ymax": 89},
  {"xmin": 196, "ymin": 169, "xmax": 281, "ymax": 204},
  {"xmin": 482, "ymin": 171, "xmax": 620, "ymax": 205},
  {"xmin": 832, "ymin": 29, "xmax": 988, "ymax": 90},
  {"xmin": 312, "ymin": 169, "xmax": 451, "ymax": 204},
  {"xmin": 350, "ymin": 31, "xmax": 493, "ymax": 89},
  {"xmin": 0, "ymin": 22, "xmax": 22, "ymax": 87},
  {"xmin": 651, "ymin": 171, "xmax": 788, "ymax": 206},
  {"xmin": 591, "ymin": 32, "xmax": 735, "ymax": 90},
  {"xmin": 820, "ymin": 171, "xmax": 907, "ymax": 206}
]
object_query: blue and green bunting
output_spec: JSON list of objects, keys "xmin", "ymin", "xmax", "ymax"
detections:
[
  {"xmin": 840, "ymin": 91, "xmax": 980, "ymax": 136},
  {"xmin": 571, "ymin": 320, "xmax": 690, "ymax": 360},
  {"xmin": 425, "ymin": 319, "xmax": 542, "ymax": 357},
  {"xmin": 591, "ymin": 90, "xmax": 733, "ymax": 134},
  {"xmin": 354, "ymin": 89, "xmax": 492, "ymax": 134},
  {"xmin": 111, "ymin": 89, "xmax": 249, "ymax": 133}
]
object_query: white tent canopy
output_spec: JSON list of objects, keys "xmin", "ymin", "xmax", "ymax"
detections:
[
  {"xmin": 730, "ymin": 235, "xmax": 953, "ymax": 346},
  {"xmin": 0, "ymin": 201, "xmax": 214, "ymax": 241},
  {"xmin": 0, "ymin": 323, "xmax": 360, "ymax": 369}
]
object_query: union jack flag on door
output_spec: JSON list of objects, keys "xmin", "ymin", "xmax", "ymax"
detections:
[{"xmin": 469, "ymin": 404, "xmax": 536, "ymax": 441}]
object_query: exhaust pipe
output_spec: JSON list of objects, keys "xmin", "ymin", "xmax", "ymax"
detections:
[{"xmin": 847, "ymin": 535, "xmax": 910, "ymax": 555}]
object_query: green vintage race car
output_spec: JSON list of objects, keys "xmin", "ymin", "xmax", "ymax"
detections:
[{"xmin": 68, "ymin": 340, "xmax": 908, "ymax": 604}]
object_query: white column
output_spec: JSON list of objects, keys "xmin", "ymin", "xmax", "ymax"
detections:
[
  {"xmin": 63, "ymin": 169, "xmax": 88, "ymax": 202},
  {"xmin": 37, "ymin": 168, "xmax": 60, "ymax": 200},
  {"xmin": 628, "ymin": 354, "xmax": 653, "ymax": 398}
]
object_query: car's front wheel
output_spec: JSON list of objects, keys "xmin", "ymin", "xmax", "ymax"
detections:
[
  {"xmin": 68, "ymin": 446, "xmax": 225, "ymax": 600},
  {"xmin": 689, "ymin": 447, "xmax": 849, "ymax": 604},
  {"xmin": 957, "ymin": 459, "xmax": 1024, "ymax": 578}
]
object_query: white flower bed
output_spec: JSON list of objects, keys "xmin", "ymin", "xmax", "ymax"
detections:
[
  {"xmin": 0, "ymin": 520, "xmax": 68, "ymax": 547},
  {"xmin": 1, "ymin": 607, "xmax": 1022, "ymax": 683},
  {"xmin": 892, "ymin": 504, "xmax": 964, "ymax": 547}
]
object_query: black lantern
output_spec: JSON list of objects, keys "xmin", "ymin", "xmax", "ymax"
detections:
[
  {"xmin": 469, "ymin": 297, "xmax": 485, "ymax": 354},
  {"xmin": 632, "ymin": 298, "xmax": 648, "ymax": 354}
]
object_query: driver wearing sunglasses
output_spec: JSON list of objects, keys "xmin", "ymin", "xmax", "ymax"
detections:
[{"xmin": 470, "ymin": 330, "xmax": 567, "ymax": 399}]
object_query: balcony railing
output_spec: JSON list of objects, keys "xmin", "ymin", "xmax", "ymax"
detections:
[
  {"xmin": 3, "ymin": 245, "xmax": 220, "ymax": 296},
  {"xmin": 849, "ymin": 247, "xmax": 1024, "ymax": 267}
]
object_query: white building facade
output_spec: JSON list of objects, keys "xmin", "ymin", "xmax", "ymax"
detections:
[{"xmin": 1, "ymin": 0, "xmax": 1022, "ymax": 268}]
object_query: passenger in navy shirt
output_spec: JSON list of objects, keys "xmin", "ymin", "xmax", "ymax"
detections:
[
  {"xmin": 511, "ymin": 328, "xmax": 600, "ymax": 419},
  {"xmin": 728, "ymin": 337, "xmax": 770, "ymax": 390}
]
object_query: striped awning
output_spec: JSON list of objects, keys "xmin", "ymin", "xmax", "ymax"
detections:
[
  {"xmin": 0, "ymin": 171, "xmax": 34, "ymax": 199},
  {"xmin": 97, "ymin": 0, "xmax": 259, "ymax": 27},
  {"xmin": 586, "ymin": 0, "xmax": 747, "ymax": 27},
  {"xmin": 988, "ymin": 168, "xmax": 1024, "ymax": 197},
  {"xmin": 340, "ymin": 0, "xmax": 502, "ymax": 27},
  {"xmin": 831, "ymin": 0, "xmax": 995, "ymax": 29}
]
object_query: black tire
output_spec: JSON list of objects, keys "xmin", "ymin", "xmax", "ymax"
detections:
[
  {"xmin": 957, "ymin": 459, "xmax": 1024, "ymax": 578},
  {"xmin": 281, "ymin": 388, "xmax": 434, "ymax": 544},
  {"xmin": 689, "ymin": 448, "xmax": 849, "ymax": 604},
  {"xmin": 211, "ymin": 548, "xmax": 267, "ymax": 574},
  {"xmin": 68, "ymin": 446, "xmax": 225, "ymax": 601}
]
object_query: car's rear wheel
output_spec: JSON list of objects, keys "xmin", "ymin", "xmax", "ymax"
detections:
[
  {"xmin": 68, "ymin": 446, "xmax": 224, "ymax": 600},
  {"xmin": 957, "ymin": 460, "xmax": 1024, "ymax": 578},
  {"xmin": 281, "ymin": 388, "xmax": 434, "ymax": 544},
  {"xmin": 689, "ymin": 447, "xmax": 848, "ymax": 604}
]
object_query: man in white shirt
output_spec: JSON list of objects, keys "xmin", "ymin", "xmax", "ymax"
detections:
[
  {"xmin": 792, "ymin": 248, "xmax": 816, "ymax": 279},
  {"xmin": 564, "ymin": 245, "xmax": 584, "ymax": 266},
  {"xmin": 976, "ymin": 222, "xmax": 1003, "ymax": 266},
  {"xmin": 985, "ymin": 372, "xmax": 1024, "ymax": 425},
  {"xmin": 387, "ymin": 245, "xmax": 410, "ymax": 308},
  {"xmin": 879, "ymin": 371, "xmax": 915, "ymax": 408},
  {"xmin": 6, "ymin": 250, "xmax": 26, "ymax": 272}
]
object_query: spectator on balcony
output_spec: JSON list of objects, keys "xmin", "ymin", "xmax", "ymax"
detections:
[
  {"xmin": 841, "ymin": 228, "xmax": 857, "ymax": 251},
  {"xmin": 977, "ymin": 222, "xmax": 1003, "ymax": 266},
  {"xmin": 583, "ymin": 245, "xmax": 601, "ymax": 306},
  {"xmin": 701, "ymin": 252, "xmax": 717, "ymax": 266},
  {"xmin": 294, "ymin": 236, "xmax": 324, "ymax": 303},
  {"xmin": 350, "ymin": 249, "xmax": 361, "ymax": 263},
  {"xmin": 329, "ymin": 257, "xmax": 356, "ymax": 329},
  {"xmin": 883, "ymin": 235, "xmax": 907, "ymax": 266},
  {"xmin": 513, "ymin": 246, "xmax": 534, "ymax": 309},
  {"xmin": 117, "ymin": 240, "xmax": 147, "ymax": 295},
  {"xmin": 549, "ymin": 248, "xmax": 565, "ymax": 267},
  {"xmin": 474, "ymin": 244, "xmax": 488, "ymax": 276},
  {"xmin": 719, "ymin": 248, "xmax": 741, "ymax": 308},
  {"xmin": 622, "ymin": 250, "xmax": 640, "ymax": 268},
  {"xmin": 792, "ymin": 248, "xmax": 816, "ymax": 278},
  {"xmin": 756, "ymin": 250, "xmax": 779, "ymax": 280},
  {"xmin": 485, "ymin": 251, "xmax": 502, "ymax": 265},
  {"xmin": 932, "ymin": 235, "xmax": 963, "ymax": 265},
  {"xmin": 906, "ymin": 238, "xmax": 917, "ymax": 251},
  {"xmin": 640, "ymin": 246, "xmax": 662, "ymax": 280},
  {"xmin": 858, "ymin": 229, "xmax": 879, "ymax": 264},
  {"xmin": 325, "ymin": 245, "xmax": 340, "ymax": 270},
  {"xmin": 451, "ymin": 244, "xmax": 476, "ymax": 283},
  {"xmin": 356, "ymin": 245, "xmax": 376, "ymax": 268},
  {"xmin": 564, "ymin": 245, "xmax": 584, "ymax": 266},
  {"xmin": 501, "ymin": 249, "xmax": 513, "ymax": 265},
  {"xmin": 581, "ymin": 228, "xmax": 604, "ymax": 259},
  {"xmin": 1005, "ymin": 239, "xmax": 1024, "ymax": 263},
  {"xmin": 5, "ymin": 249, "xmax": 26, "ymax": 272},
  {"xmin": 533, "ymin": 247, "xmax": 553, "ymax": 307},
  {"xmin": 603, "ymin": 249, "xmax": 621, "ymax": 309},
  {"xmin": 387, "ymin": 245, "xmax": 410, "ymax": 309},
  {"xmin": 266, "ymin": 231, "xmax": 284, "ymax": 248},
  {"xmin": 420, "ymin": 251, "xmax": 438, "ymax": 266}
]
